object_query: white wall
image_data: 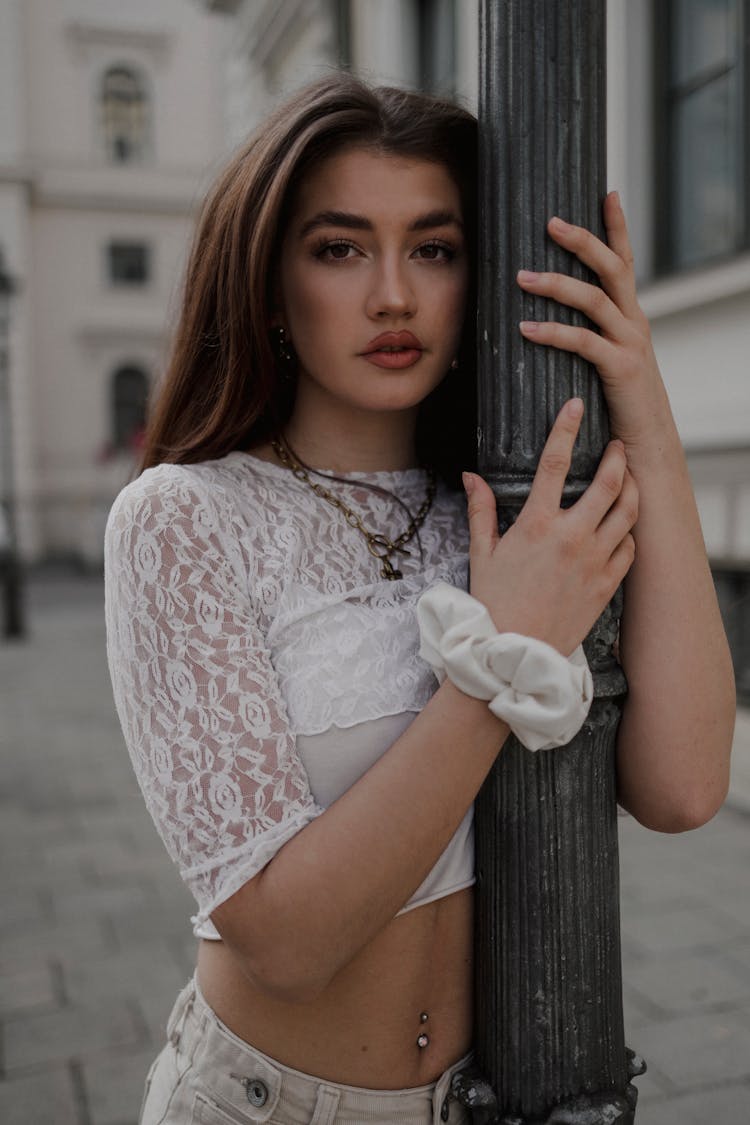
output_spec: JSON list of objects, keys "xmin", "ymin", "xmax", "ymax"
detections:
[{"xmin": 0, "ymin": 0, "xmax": 228, "ymax": 563}]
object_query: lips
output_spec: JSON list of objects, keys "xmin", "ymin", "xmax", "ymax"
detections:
[
  {"xmin": 362, "ymin": 331, "xmax": 424, "ymax": 354},
  {"xmin": 360, "ymin": 330, "xmax": 425, "ymax": 370}
]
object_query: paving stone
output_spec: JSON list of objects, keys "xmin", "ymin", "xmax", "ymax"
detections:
[
  {"xmin": 0, "ymin": 917, "xmax": 114, "ymax": 974},
  {"xmin": 625, "ymin": 1054, "xmax": 676, "ymax": 1103},
  {"xmin": 629, "ymin": 1009, "xmax": 750, "ymax": 1089},
  {"xmin": 621, "ymin": 901, "xmax": 746, "ymax": 957},
  {"xmin": 49, "ymin": 882, "xmax": 154, "ymax": 922},
  {"xmin": 82, "ymin": 1046, "xmax": 155, "ymax": 1125},
  {"xmin": 4, "ymin": 997, "xmax": 144, "ymax": 1071},
  {"xmin": 5, "ymin": 575, "xmax": 750, "ymax": 1124},
  {"xmin": 0, "ymin": 1065, "xmax": 81, "ymax": 1125},
  {"xmin": 0, "ymin": 888, "xmax": 49, "ymax": 935},
  {"xmin": 107, "ymin": 904, "xmax": 195, "ymax": 949},
  {"xmin": 0, "ymin": 962, "xmax": 58, "ymax": 1016},
  {"xmin": 63, "ymin": 945, "xmax": 189, "ymax": 1045},
  {"xmin": 625, "ymin": 950, "xmax": 750, "ymax": 1015},
  {"xmin": 635, "ymin": 1081, "xmax": 750, "ymax": 1125},
  {"xmin": 169, "ymin": 934, "xmax": 201, "ymax": 979},
  {"xmin": 623, "ymin": 984, "xmax": 662, "ymax": 1030}
]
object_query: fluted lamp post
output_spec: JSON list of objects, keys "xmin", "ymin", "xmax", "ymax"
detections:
[
  {"xmin": 0, "ymin": 248, "xmax": 24, "ymax": 640},
  {"xmin": 452, "ymin": 3, "xmax": 645, "ymax": 1122}
]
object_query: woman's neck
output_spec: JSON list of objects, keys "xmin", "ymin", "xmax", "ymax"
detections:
[{"xmin": 283, "ymin": 402, "xmax": 420, "ymax": 474}]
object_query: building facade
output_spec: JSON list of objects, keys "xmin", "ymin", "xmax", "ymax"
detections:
[
  {"xmin": 0, "ymin": 0, "xmax": 227, "ymax": 565},
  {"xmin": 2, "ymin": 0, "xmax": 747, "ymax": 694},
  {"xmin": 204, "ymin": 0, "xmax": 749, "ymax": 694}
]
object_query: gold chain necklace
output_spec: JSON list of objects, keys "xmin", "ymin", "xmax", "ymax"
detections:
[{"xmin": 270, "ymin": 438, "xmax": 437, "ymax": 581}]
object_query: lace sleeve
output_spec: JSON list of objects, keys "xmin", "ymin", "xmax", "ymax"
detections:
[{"xmin": 103, "ymin": 465, "xmax": 323, "ymax": 932}]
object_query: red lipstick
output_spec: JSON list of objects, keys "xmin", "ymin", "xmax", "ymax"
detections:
[{"xmin": 360, "ymin": 330, "xmax": 424, "ymax": 370}]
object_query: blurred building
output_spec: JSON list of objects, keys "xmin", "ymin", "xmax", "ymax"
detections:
[
  {"xmin": 0, "ymin": 0, "xmax": 227, "ymax": 566},
  {"xmin": 204, "ymin": 0, "xmax": 750, "ymax": 698},
  {"xmin": 1, "ymin": 0, "xmax": 747, "ymax": 696}
]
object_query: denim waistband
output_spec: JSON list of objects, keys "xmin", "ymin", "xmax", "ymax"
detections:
[{"xmin": 168, "ymin": 972, "xmax": 473, "ymax": 1124}]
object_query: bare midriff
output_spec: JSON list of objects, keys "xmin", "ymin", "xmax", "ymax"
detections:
[{"xmin": 196, "ymin": 886, "xmax": 473, "ymax": 1089}]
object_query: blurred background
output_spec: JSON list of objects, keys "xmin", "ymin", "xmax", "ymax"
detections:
[{"xmin": 1, "ymin": 2, "xmax": 749, "ymax": 1124}]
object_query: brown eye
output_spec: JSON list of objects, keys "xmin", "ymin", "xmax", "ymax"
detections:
[
  {"xmin": 414, "ymin": 241, "xmax": 455, "ymax": 262},
  {"xmin": 315, "ymin": 240, "xmax": 358, "ymax": 261}
]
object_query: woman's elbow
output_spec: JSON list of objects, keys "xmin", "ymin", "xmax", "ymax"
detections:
[
  {"xmin": 235, "ymin": 946, "xmax": 332, "ymax": 1005},
  {"xmin": 210, "ymin": 911, "xmax": 333, "ymax": 1004},
  {"xmin": 623, "ymin": 769, "xmax": 730, "ymax": 834},
  {"xmin": 643, "ymin": 794, "xmax": 726, "ymax": 834}
]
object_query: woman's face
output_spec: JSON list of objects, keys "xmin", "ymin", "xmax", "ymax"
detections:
[{"xmin": 278, "ymin": 146, "xmax": 469, "ymax": 420}]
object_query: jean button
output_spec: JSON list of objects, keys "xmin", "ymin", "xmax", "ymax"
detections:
[
  {"xmin": 246, "ymin": 1079, "xmax": 268, "ymax": 1107},
  {"xmin": 441, "ymin": 1096, "xmax": 450, "ymax": 1121}
]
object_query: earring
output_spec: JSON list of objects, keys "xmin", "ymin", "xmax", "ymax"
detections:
[
  {"xmin": 270, "ymin": 325, "xmax": 295, "ymax": 365},
  {"xmin": 450, "ymin": 357, "xmax": 459, "ymax": 371}
]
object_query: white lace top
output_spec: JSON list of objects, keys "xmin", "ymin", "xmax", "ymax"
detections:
[{"xmin": 103, "ymin": 451, "xmax": 472, "ymax": 938}]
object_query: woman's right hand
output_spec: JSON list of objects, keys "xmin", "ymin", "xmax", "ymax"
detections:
[{"xmin": 464, "ymin": 398, "xmax": 638, "ymax": 656}]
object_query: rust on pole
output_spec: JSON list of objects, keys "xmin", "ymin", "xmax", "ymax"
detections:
[{"xmin": 457, "ymin": 3, "xmax": 646, "ymax": 1121}]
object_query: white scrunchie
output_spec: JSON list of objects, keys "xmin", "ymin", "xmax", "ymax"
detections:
[{"xmin": 416, "ymin": 582, "xmax": 593, "ymax": 752}]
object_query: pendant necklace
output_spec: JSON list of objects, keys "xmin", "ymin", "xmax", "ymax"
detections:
[{"xmin": 270, "ymin": 437, "xmax": 437, "ymax": 581}]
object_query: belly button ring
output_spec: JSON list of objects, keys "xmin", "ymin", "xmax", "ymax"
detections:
[
  {"xmin": 417, "ymin": 1032, "xmax": 430, "ymax": 1048},
  {"xmin": 420, "ymin": 1012, "xmax": 429, "ymax": 1023}
]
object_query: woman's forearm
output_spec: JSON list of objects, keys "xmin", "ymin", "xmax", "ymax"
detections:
[
  {"xmin": 212, "ymin": 681, "xmax": 508, "ymax": 1002},
  {"xmin": 616, "ymin": 410, "xmax": 735, "ymax": 831}
]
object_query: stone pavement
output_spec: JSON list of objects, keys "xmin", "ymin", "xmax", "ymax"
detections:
[{"xmin": 1, "ymin": 574, "xmax": 749, "ymax": 1125}]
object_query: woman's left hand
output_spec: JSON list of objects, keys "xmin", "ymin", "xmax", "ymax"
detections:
[
  {"xmin": 518, "ymin": 191, "xmax": 735, "ymax": 832},
  {"xmin": 517, "ymin": 191, "xmax": 670, "ymax": 453}
]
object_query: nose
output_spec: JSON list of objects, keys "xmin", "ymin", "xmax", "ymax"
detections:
[{"xmin": 365, "ymin": 254, "xmax": 416, "ymax": 320}]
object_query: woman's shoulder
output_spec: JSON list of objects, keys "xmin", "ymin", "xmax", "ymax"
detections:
[
  {"xmin": 103, "ymin": 458, "xmax": 262, "ymax": 596},
  {"xmin": 106, "ymin": 453, "xmax": 268, "ymax": 526}
]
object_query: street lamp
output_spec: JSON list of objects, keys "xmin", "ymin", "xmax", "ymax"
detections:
[
  {"xmin": 453, "ymin": 3, "xmax": 645, "ymax": 1121},
  {"xmin": 0, "ymin": 247, "xmax": 24, "ymax": 640}
]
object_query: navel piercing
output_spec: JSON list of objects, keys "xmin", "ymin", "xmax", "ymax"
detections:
[
  {"xmin": 417, "ymin": 1033, "xmax": 430, "ymax": 1048},
  {"xmin": 420, "ymin": 1012, "xmax": 429, "ymax": 1023}
]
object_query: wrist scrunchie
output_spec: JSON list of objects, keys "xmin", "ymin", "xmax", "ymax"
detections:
[{"xmin": 416, "ymin": 582, "xmax": 593, "ymax": 752}]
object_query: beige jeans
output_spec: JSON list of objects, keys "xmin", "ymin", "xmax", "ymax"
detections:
[{"xmin": 139, "ymin": 974, "xmax": 473, "ymax": 1125}]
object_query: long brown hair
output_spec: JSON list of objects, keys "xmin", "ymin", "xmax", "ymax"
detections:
[{"xmin": 139, "ymin": 72, "xmax": 478, "ymax": 486}]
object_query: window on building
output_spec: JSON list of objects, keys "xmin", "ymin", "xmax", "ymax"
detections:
[
  {"xmin": 655, "ymin": 0, "xmax": 749, "ymax": 272},
  {"xmin": 418, "ymin": 0, "xmax": 456, "ymax": 96},
  {"xmin": 333, "ymin": 0, "xmax": 351, "ymax": 68},
  {"xmin": 107, "ymin": 242, "xmax": 151, "ymax": 285},
  {"xmin": 101, "ymin": 65, "xmax": 150, "ymax": 164},
  {"xmin": 112, "ymin": 365, "xmax": 149, "ymax": 452},
  {"xmin": 713, "ymin": 566, "xmax": 750, "ymax": 702}
]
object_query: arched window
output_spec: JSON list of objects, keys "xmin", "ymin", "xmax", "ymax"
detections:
[
  {"xmin": 111, "ymin": 365, "xmax": 149, "ymax": 452},
  {"xmin": 100, "ymin": 65, "xmax": 150, "ymax": 164}
]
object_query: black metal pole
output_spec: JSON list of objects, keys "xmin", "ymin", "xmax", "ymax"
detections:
[
  {"xmin": 0, "ymin": 249, "xmax": 25, "ymax": 641},
  {"xmin": 455, "ymin": 3, "xmax": 644, "ymax": 1121}
]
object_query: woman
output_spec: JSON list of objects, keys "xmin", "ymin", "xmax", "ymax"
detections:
[{"xmin": 104, "ymin": 73, "xmax": 735, "ymax": 1125}]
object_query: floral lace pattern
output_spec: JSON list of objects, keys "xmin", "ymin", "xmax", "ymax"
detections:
[{"xmin": 104, "ymin": 452, "xmax": 469, "ymax": 933}]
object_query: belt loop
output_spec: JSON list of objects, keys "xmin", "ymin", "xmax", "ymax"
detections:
[
  {"xmin": 309, "ymin": 1084, "xmax": 341, "ymax": 1125},
  {"xmin": 166, "ymin": 977, "xmax": 196, "ymax": 1044}
]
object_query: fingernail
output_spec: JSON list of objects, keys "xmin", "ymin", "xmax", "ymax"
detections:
[
  {"xmin": 611, "ymin": 190, "xmax": 621, "ymax": 207},
  {"xmin": 462, "ymin": 471, "xmax": 475, "ymax": 496},
  {"xmin": 550, "ymin": 216, "xmax": 570, "ymax": 231},
  {"xmin": 517, "ymin": 270, "xmax": 539, "ymax": 283},
  {"xmin": 568, "ymin": 398, "xmax": 584, "ymax": 418},
  {"xmin": 519, "ymin": 320, "xmax": 539, "ymax": 334}
]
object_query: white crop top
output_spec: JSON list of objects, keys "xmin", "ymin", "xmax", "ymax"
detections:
[{"xmin": 103, "ymin": 451, "xmax": 473, "ymax": 939}]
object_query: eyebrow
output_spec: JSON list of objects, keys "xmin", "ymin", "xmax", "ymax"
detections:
[{"xmin": 298, "ymin": 208, "xmax": 464, "ymax": 238}]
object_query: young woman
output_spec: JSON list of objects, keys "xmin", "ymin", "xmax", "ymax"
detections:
[{"xmin": 104, "ymin": 73, "xmax": 735, "ymax": 1125}]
